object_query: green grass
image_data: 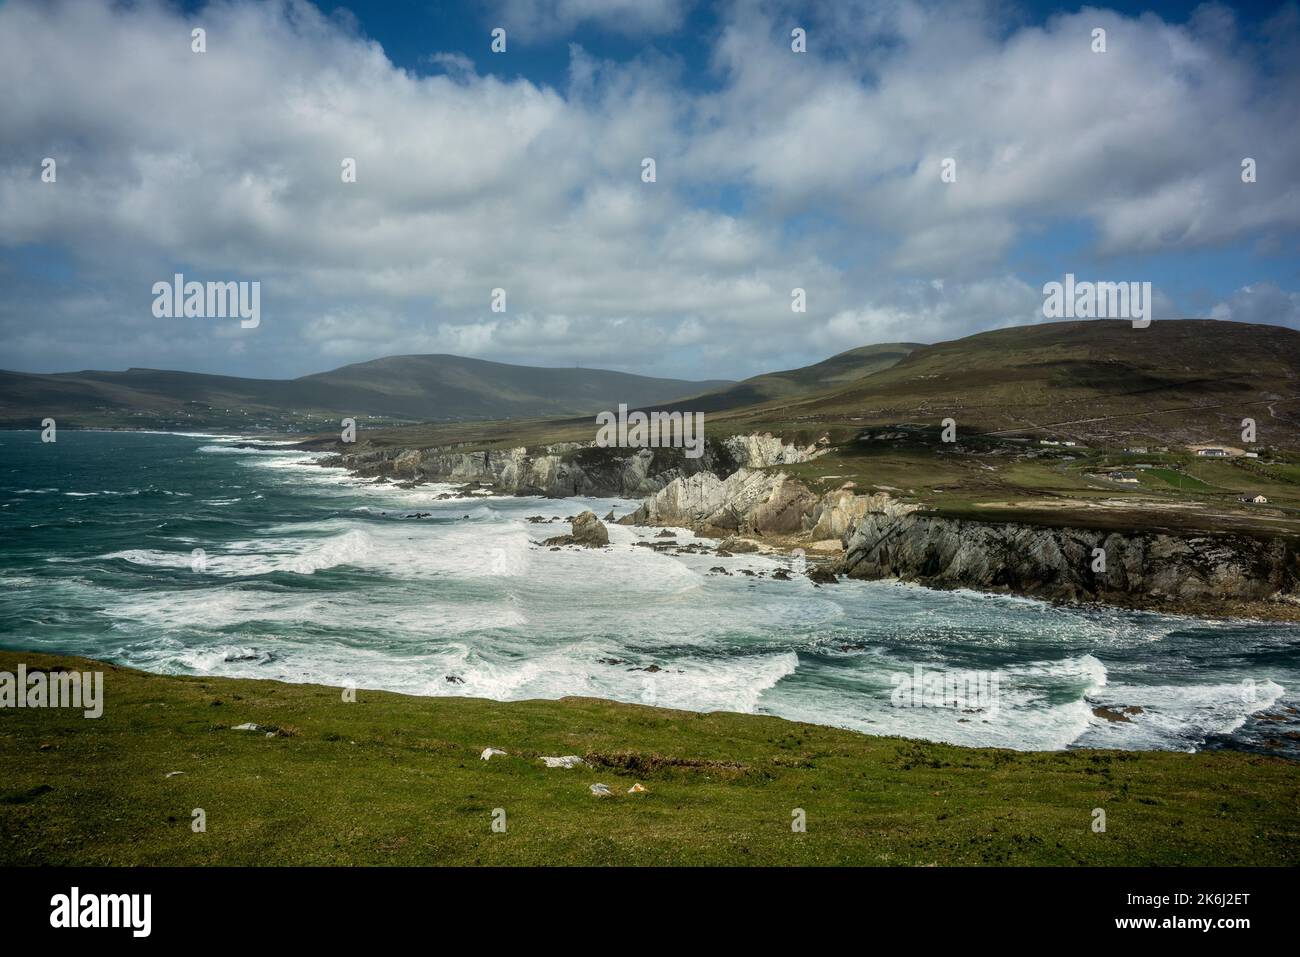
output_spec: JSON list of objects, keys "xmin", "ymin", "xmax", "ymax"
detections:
[
  {"xmin": 2, "ymin": 652, "xmax": 1297, "ymax": 866},
  {"xmin": 1142, "ymin": 468, "xmax": 1217, "ymax": 491}
]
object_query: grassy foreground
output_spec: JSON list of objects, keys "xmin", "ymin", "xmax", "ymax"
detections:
[{"xmin": 1, "ymin": 651, "xmax": 1297, "ymax": 866}]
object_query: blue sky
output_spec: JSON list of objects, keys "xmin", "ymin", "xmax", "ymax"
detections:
[{"xmin": 1, "ymin": 0, "xmax": 1298, "ymax": 380}]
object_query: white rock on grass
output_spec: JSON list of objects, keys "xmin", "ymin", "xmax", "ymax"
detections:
[
  {"xmin": 480, "ymin": 747, "xmax": 507, "ymax": 761},
  {"xmin": 540, "ymin": 755, "xmax": 585, "ymax": 768}
]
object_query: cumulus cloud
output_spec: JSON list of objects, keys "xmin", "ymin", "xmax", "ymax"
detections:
[
  {"xmin": 690, "ymin": 0, "xmax": 1300, "ymax": 265},
  {"xmin": 1210, "ymin": 282, "xmax": 1300, "ymax": 328},
  {"xmin": 0, "ymin": 0, "xmax": 1297, "ymax": 381}
]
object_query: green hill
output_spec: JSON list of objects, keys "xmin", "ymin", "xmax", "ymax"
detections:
[
  {"xmin": 659, "ymin": 342, "xmax": 920, "ymax": 413},
  {"xmin": 783, "ymin": 319, "xmax": 1300, "ymax": 445},
  {"xmin": 0, "ymin": 356, "xmax": 732, "ymax": 432}
]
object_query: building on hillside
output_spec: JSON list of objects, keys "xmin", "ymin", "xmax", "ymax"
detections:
[
  {"xmin": 1197, "ymin": 448, "xmax": 1229, "ymax": 457},
  {"xmin": 1125, "ymin": 447, "xmax": 1149, "ymax": 454},
  {"xmin": 1108, "ymin": 471, "xmax": 1140, "ymax": 483},
  {"xmin": 1244, "ymin": 452, "xmax": 1259, "ymax": 458},
  {"xmin": 1239, "ymin": 493, "xmax": 1268, "ymax": 504}
]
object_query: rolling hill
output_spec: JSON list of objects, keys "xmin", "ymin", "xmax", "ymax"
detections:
[
  {"xmin": 655, "ymin": 342, "xmax": 920, "ymax": 413},
  {"xmin": 707, "ymin": 319, "xmax": 1300, "ymax": 449},
  {"xmin": 309, "ymin": 319, "xmax": 1300, "ymax": 456},
  {"xmin": 0, "ymin": 356, "xmax": 733, "ymax": 432}
]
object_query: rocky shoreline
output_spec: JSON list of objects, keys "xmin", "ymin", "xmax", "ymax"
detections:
[
  {"xmin": 315, "ymin": 432, "xmax": 828, "ymax": 498},
  {"xmin": 317, "ymin": 435, "xmax": 1300, "ymax": 622}
]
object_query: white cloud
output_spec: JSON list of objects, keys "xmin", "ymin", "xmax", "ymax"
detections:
[
  {"xmin": 0, "ymin": 0, "xmax": 1297, "ymax": 382},
  {"xmin": 1210, "ymin": 282, "xmax": 1300, "ymax": 328}
]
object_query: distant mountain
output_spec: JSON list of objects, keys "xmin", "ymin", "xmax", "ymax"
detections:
[{"xmin": 0, "ymin": 355, "xmax": 733, "ymax": 432}]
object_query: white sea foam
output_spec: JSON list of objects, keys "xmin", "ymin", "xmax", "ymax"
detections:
[
  {"xmin": 198, "ymin": 443, "xmax": 307, "ymax": 456},
  {"xmin": 22, "ymin": 432, "xmax": 1299, "ymax": 755},
  {"xmin": 1079, "ymin": 679, "xmax": 1287, "ymax": 751}
]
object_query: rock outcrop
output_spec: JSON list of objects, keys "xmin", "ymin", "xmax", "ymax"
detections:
[
  {"xmin": 618, "ymin": 468, "xmax": 820, "ymax": 536},
  {"xmin": 839, "ymin": 507, "xmax": 1300, "ymax": 607},
  {"xmin": 621, "ymin": 468, "xmax": 1300, "ymax": 614},
  {"xmin": 319, "ymin": 431, "xmax": 828, "ymax": 500},
  {"xmin": 808, "ymin": 486, "xmax": 873, "ymax": 539},
  {"xmin": 543, "ymin": 510, "xmax": 610, "ymax": 548},
  {"xmin": 323, "ymin": 428, "xmax": 1300, "ymax": 617},
  {"xmin": 721, "ymin": 433, "xmax": 828, "ymax": 468},
  {"xmin": 570, "ymin": 511, "xmax": 610, "ymax": 547}
]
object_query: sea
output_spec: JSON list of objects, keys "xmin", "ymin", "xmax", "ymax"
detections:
[{"xmin": 3, "ymin": 429, "xmax": 1299, "ymax": 757}]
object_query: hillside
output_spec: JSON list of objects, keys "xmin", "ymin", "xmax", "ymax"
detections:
[
  {"xmin": 0, "ymin": 356, "xmax": 732, "ymax": 432},
  {"xmin": 775, "ymin": 319, "xmax": 1300, "ymax": 447},
  {"xmin": 311, "ymin": 320, "xmax": 1300, "ymax": 540},
  {"xmin": 656, "ymin": 342, "xmax": 919, "ymax": 413},
  {"xmin": 323, "ymin": 319, "xmax": 1300, "ymax": 449},
  {"xmin": 316, "ymin": 340, "xmax": 924, "ymax": 451},
  {"xmin": 2, "ymin": 651, "xmax": 1296, "ymax": 866}
]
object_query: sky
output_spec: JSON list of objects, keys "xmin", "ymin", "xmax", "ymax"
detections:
[{"xmin": 1, "ymin": 0, "xmax": 1298, "ymax": 382}]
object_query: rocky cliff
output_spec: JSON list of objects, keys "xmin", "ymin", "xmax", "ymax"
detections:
[
  {"xmin": 839, "ymin": 503, "xmax": 1300, "ymax": 610},
  {"xmin": 323, "ymin": 429, "xmax": 1300, "ymax": 617},
  {"xmin": 618, "ymin": 468, "xmax": 820, "ymax": 535},
  {"xmin": 622, "ymin": 468, "xmax": 1300, "ymax": 617},
  {"xmin": 319, "ymin": 432, "xmax": 825, "ymax": 499}
]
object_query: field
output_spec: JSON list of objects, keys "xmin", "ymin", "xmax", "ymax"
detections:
[{"xmin": 1, "ymin": 652, "xmax": 1297, "ymax": 867}]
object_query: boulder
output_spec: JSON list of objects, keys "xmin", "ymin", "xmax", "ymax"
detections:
[
  {"xmin": 543, "ymin": 510, "xmax": 610, "ymax": 548},
  {"xmin": 571, "ymin": 510, "xmax": 610, "ymax": 546},
  {"xmin": 807, "ymin": 564, "xmax": 838, "ymax": 584},
  {"xmin": 717, "ymin": 535, "xmax": 759, "ymax": 553}
]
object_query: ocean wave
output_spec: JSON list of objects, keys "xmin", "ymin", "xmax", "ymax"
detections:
[
  {"xmin": 1080, "ymin": 679, "xmax": 1287, "ymax": 751},
  {"xmin": 101, "ymin": 529, "xmax": 374, "ymax": 577},
  {"xmin": 198, "ymin": 444, "xmax": 307, "ymax": 456}
]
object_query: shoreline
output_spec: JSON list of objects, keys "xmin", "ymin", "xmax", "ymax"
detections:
[
  {"xmin": 8, "ymin": 433, "xmax": 1297, "ymax": 759},
  {"xmin": 8, "ymin": 641, "xmax": 1294, "ymax": 761},
  {"xmin": 19, "ymin": 429, "xmax": 1300, "ymax": 624},
  {"xmin": 310, "ymin": 443, "xmax": 1300, "ymax": 624}
]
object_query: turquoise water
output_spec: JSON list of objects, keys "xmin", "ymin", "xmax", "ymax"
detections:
[{"xmin": 3, "ymin": 430, "xmax": 1299, "ymax": 756}]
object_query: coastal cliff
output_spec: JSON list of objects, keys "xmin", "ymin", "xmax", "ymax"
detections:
[
  {"xmin": 620, "ymin": 468, "xmax": 1300, "ymax": 618},
  {"xmin": 318, "ymin": 433, "xmax": 825, "ymax": 498},
  {"xmin": 838, "ymin": 502, "xmax": 1300, "ymax": 613},
  {"xmin": 322, "ymin": 433, "xmax": 1300, "ymax": 618}
]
